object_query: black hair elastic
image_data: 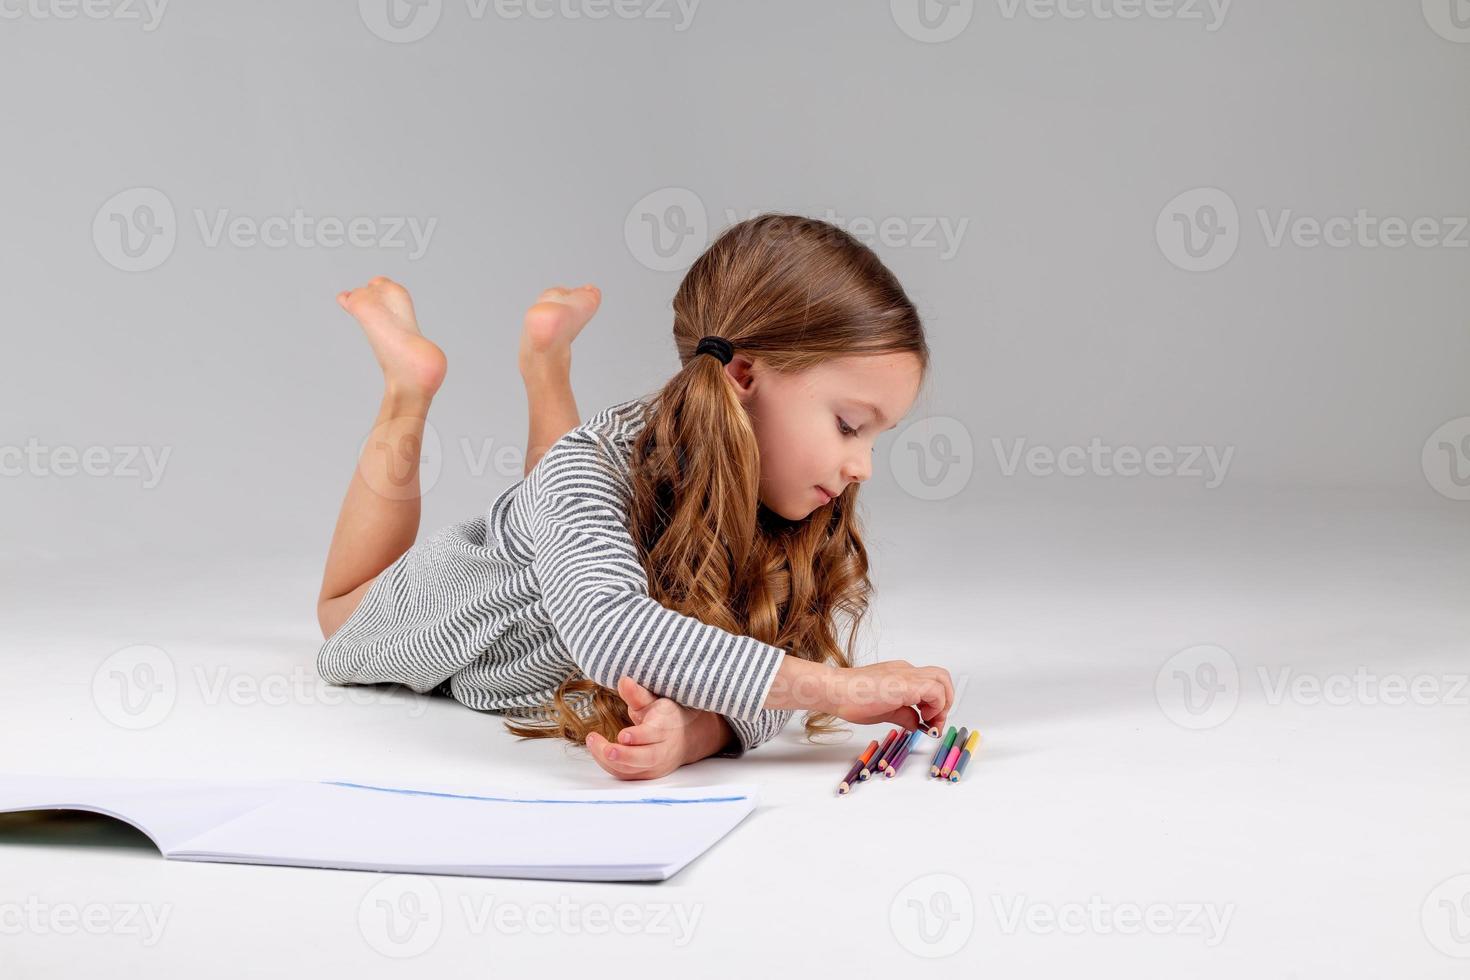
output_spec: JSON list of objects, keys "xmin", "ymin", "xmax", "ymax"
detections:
[{"xmin": 693, "ymin": 335, "xmax": 733, "ymax": 365}]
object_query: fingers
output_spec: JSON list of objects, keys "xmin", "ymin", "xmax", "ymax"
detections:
[
  {"xmin": 585, "ymin": 731, "xmax": 664, "ymax": 778},
  {"xmin": 925, "ymin": 668, "xmax": 954, "ymax": 726},
  {"xmin": 877, "ymin": 709, "xmax": 922, "ymax": 730},
  {"xmin": 614, "ymin": 722, "xmax": 665, "ymax": 747},
  {"xmin": 616, "ymin": 675, "xmax": 658, "ymax": 718}
]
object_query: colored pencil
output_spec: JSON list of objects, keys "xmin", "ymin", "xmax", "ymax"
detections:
[
  {"xmin": 875, "ymin": 727, "xmax": 907, "ymax": 771},
  {"xmin": 836, "ymin": 739, "xmax": 881, "ymax": 795},
  {"xmin": 885, "ymin": 729, "xmax": 923, "ymax": 777},
  {"xmin": 882, "ymin": 730, "xmax": 915, "ymax": 778},
  {"xmin": 949, "ymin": 730, "xmax": 982, "ymax": 783},
  {"xmin": 868, "ymin": 729, "xmax": 899, "ymax": 777},
  {"xmin": 929, "ymin": 726, "xmax": 958, "ymax": 777},
  {"xmin": 911, "ymin": 706, "xmax": 940, "ymax": 739},
  {"xmin": 837, "ymin": 759, "xmax": 864, "ymax": 795},
  {"xmin": 938, "ymin": 727, "xmax": 968, "ymax": 779}
]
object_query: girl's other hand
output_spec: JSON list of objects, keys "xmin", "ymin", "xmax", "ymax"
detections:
[
  {"xmin": 826, "ymin": 661, "xmax": 954, "ymax": 733},
  {"xmin": 584, "ymin": 676, "xmax": 703, "ymax": 781}
]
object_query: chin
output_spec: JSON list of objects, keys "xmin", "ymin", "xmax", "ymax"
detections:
[{"xmin": 758, "ymin": 492, "xmax": 810, "ymax": 523}]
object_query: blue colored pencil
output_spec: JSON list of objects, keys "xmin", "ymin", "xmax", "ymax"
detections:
[{"xmin": 929, "ymin": 726, "xmax": 958, "ymax": 776}]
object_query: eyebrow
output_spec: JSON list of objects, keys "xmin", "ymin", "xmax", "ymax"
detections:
[{"xmin": 848, "ymin": 399, "xmax": 896, "ymax": 430}]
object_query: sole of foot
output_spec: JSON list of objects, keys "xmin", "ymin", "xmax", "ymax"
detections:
[
  {"xmin": 337, "ymin": 276, "xmax": 448, "ymax": 399},
  {"xmin": 519, "ymin": 284, "xmax": 601, "ymax": 378}
]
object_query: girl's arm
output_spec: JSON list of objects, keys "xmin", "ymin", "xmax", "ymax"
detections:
[{"xmin": 528, "ymin": 435, "xmax": 790, "ymax": 724}]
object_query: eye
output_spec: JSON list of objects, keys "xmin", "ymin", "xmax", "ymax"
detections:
[{"xmin": 836, "ymin": 416, "xmax": 858, "ymax": 437}]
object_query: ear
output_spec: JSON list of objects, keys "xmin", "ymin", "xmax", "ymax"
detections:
[{"xmin": 723, "ymin": 354, "xmax": 757, "ymax": 405}]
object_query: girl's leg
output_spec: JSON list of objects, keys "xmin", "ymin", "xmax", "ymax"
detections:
[
  {"xmin": 317, "ymin": 277, "xmax": 447, "ymax": 639},
  {"xmin": 517, "ymin": 285, "xmax": 602, "ymax": 476}
]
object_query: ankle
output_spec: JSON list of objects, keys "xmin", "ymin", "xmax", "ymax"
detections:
[
  {"xmin": 380, "ymin": 385, "xmax": 434, "ymax": 415},
  {"xmin": 519, "ymin": 353, "xmax": 572, "ymax": 389}
]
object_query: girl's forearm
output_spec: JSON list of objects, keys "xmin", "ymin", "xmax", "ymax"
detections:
[
  {"xmin": 763, "ymin": 655, "xmax": 837, "ymax": 713},
  {"xmin": 682, "ymin": 711, "xmax": 737, "ymax": 763}
]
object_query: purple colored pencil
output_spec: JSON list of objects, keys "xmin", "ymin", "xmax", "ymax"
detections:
[
  {"xmin": 875, "ymin": 728, "xmax": 907, "ymax": 771},
  {"xmin": 884, "ymin": 729, "xmax": 922, "ymax": 777},
  {"xmin": 836, "ymin": 758, "xmax": 865, "ymax": 794},
  {"xmin": 866, "ymin": 728, "xmax": 899, "ymax": 777}
]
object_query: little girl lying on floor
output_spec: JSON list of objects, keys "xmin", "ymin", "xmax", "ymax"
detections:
[{"xmin": 315, "ymin": 213, "xmax": 954, "ymax": 780}]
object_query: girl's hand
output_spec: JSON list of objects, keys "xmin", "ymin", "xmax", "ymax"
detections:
[
  {"xmin": 825, "ymin": 661, "xmax": 954, "ymax": 733},
  {"xmin": 584, "ymin": 676, "xmax": 710, "ymax": 781}
]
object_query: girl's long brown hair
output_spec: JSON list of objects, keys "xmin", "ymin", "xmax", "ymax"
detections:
[{"xmin": 503, "ymin": 213, "xmax": 929, "ymax": 749}]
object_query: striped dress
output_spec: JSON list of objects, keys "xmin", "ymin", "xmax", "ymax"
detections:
[{"xmin": 316, "ymin": 395, "xmax": 795, "ymax": 757}]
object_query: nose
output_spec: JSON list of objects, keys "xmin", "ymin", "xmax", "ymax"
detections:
[{"xmin": 841, "ymin": 447, "xmax": 872, "ymax": 487}]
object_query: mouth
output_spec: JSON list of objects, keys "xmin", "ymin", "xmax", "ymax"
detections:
[{"xmin": 814, "ymin": 486, "xmax": 837, "ymax": 504}]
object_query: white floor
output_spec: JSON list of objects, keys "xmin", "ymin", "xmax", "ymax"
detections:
[{"xmin": 1, "ymin": 487, "xmax": 1465, "ymax": 977}]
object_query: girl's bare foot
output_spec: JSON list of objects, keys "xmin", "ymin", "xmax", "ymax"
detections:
[
  {"xmin": 518, "ymin": 284, "xmax": 601, "ymax": 381},
  {"xmin": 337, "ymin": 276, "xmax": 447, "ymax": 398}
]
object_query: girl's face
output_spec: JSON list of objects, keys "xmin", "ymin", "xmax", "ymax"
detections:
[{"xmin": 726, "ymin": 351, "xmax": 924, "ymax": 520}]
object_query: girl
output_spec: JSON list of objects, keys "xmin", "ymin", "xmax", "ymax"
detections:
[{"xmin": 315, "ymin": 214, "xmax": 955, "ymax": 781}]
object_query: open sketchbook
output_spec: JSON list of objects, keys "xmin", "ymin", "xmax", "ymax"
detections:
[{"xmin": 0, "ymin": 774, "xmax": 758, "ymax": 882}]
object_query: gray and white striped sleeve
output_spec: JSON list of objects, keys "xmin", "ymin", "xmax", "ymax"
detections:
[
  {"xmin": 714, "ymin": 708, "xmax": 795, "ymax": 758},
  {"xmin": 527, "ymin": 438, "xmax": 788, "ymax": 725}
]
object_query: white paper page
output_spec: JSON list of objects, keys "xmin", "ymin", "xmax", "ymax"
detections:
[
  {"xmin": 0, "ymin": 774, "xmax": 297, "ymax": 852},
  {"xmin": 170, "ymin": 779, "xmax": 759, "ymax": 881}
]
